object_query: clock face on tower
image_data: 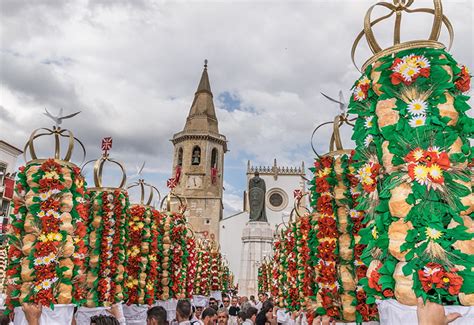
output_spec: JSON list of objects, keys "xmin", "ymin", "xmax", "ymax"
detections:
[{"xmin": 187, "ymin": 175, "xmax": 203, "ymax": 189}]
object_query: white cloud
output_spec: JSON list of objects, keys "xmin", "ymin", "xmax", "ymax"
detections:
[{"xmin": 1, "ymin": 0, "xmax": 472, "ymax": 215}]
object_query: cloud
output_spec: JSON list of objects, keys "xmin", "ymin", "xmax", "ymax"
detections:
[{"xmin": 1, "ymin": 0, "xmax": 472, "ymax": 219}]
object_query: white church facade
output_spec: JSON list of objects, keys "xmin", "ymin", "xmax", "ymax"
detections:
[{"xmin": 219, "ymin": 159, "xmax": 306, "ymax": 294}]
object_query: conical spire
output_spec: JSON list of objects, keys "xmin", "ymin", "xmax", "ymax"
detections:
[
  {"xmin": 196, "ymin": 59, "xmax": 212, "ymax": 94},
  {"xmin": 183, "ymin": 60, "xmax": 219, "ymax": 133}
]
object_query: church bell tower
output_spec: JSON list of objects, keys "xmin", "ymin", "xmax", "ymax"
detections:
[{"xmin": 170, "ymin": 61, "xmax": 227, "ymax": 239}]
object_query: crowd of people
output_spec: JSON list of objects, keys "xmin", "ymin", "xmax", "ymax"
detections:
[{"xmin": 0, "ymin": 292, "xmax": 462, "ymax": 325}]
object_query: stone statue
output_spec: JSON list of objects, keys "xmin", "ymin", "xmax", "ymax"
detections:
[{"xmin": 248, "ymin": 172, "xmax": 267, "ymax": 222}]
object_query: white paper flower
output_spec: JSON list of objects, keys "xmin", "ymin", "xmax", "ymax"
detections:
[
  {"xmin": 364, "ymin": 116, "xmax": 374, "ymax": 128},
  {"xmin": 409, "ymin": 115, "xmax": 426, "ymax": 127},
  {"xmin": 407, "ymin": 99, "xmax": 427, "ymax": 116},
  {"xmin": 364, "ymin": 134, "xmax": 374, "ymax": 147}
]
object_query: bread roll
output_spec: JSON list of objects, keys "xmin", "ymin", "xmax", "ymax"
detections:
[
  {"xmin": 21, "ymin": 259, "xmax": 34, "ymax": 282},
  {"xmin": 371, "ymin": 61, "xmax": 383, "ymax": 96},
  {"xmin": 394, "ymin": 262, "xmax": 417, "ymax": 305},
  {"xmin": 339, "ymin": 234, "xmax": 352, "ymax": 261},
  {"xmin": 337, "ymin": 206, "xmax": 349, "ymax": 233},
  {"xmin": 449, "ymin": 215, "xmax": 474, "ymax": 255},
  {"xmin": 376, "ymin": 98, "xmax": 399, "ymax": 128},
  {"xmin": 60, "ymin": 193, "xmax": 73, "ymax": 212},
  {"xmin": 57, "ymin": 283, "xmax": 73, "ymax": 304},
  {"xmin": 382, "ymin": 141, "xmax": 395, "ymax": 173},
  {"xmin": 24, "ymin": 214, "xmax": 36, "ymax": 234},
  {"xmin": 59, "ymin": 258, "xmax": 73, "ymax": 279},
  {"xmin": 459, "ymin": 293, "xmax": 474, "ymax": 306},
  {"xmin": 389, "ymin": 183, "xmax": 413, "ymax": 218},
  {"xmin": 437, "ymin": 93, "xmax": 458, "ymax": 126},
  {"xmin": 388, "ymin": 219, "xmax": 414, "ymax": 261},
  {"xmin": 340, "ymin": 265, "xmax": 356, "ymax": 291},
  {"xmin": 341, "ymin": 293, "xmax": 356, "ymax": 321},
  {"xmin": 22, "ymin": 234, "xmax": 36, "ymax": 256},
  {"xmin": 63, "ymin": 235, "xmax": 75, "ymax": 257}
]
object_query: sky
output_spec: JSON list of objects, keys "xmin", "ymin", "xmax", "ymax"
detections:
[{"xmin": 1, "ymin": 0, "xmax": 473, "ymax": 217}]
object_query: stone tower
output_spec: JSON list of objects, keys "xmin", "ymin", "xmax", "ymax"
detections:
[{"xmin": 170, "ymin": 61, "xmax": 227, "ymax": 240}]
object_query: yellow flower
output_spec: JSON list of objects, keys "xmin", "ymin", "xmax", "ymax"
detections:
[
  {"xmin": 34, "ymin": 257, "xmax": 44, "ymax": 266},
  {"xmin": 38, "ymin": 234, "xmax": 47, "ymax": 242},
  {"xmin": 426, "ymin": 227, "xmax": 443, "ymax": 240},
  {"xmin": 43, "ymin": 255, "xmax": 52, "ymax": 264},
  {"xmin": 407, "ymin": 99, "xmax": 427, "ymax": 115},
  {"xmin": 42, "ymin": 279, "xmax": 51, "ymax": 289},
  {"xmin": 413, "ymin": 165, "xmax": 429, "ymax": 184},
  {"xmin": 412, "ymin": 149, "xmax": 424, "ymax": 161},
  {"xmin": 443, "ymin": 277, "xmax": 450, "ymax": 283},
  {"xmin": 409, "ymin": 115, "xmax": 426, "ymax": 127},
  {"xmin": 372, "ymin": 227, "xmax": 378, "ymax": 239},
  {"xmin": 137, "ymin": 222, "xmax": 144, "ymax": 229},
  {"xmin": 428, "ymin": 164, "xmax": 443, "ymax": 181},
  {"xmin": 360, "ymin": 76, "xmax": 370, "ymax": 85},
  {"xmin": 44, "ymin": 171, "xmax": 59, "ymax": 179}
]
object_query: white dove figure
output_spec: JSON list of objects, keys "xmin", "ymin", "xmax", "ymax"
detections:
[
  {"xmin": 43, "ymin": 108, "xmax": 81, "ymax": 127},
  {"xmin": 321, "ymin": 90, "xmax": 347, "ymax": 115}
]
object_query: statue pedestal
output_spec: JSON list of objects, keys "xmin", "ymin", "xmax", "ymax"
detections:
[{"xmin": 238, "ymin": 221, "xmax": 273, "ymax": 297}]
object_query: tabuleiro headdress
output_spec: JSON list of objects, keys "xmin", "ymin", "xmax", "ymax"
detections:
[{"xmin": 352, "ymin": 0, "xmax": 454, "ymax": 71}]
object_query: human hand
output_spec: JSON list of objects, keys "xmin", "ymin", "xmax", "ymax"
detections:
[
  {"xmin": 22, "ymin": 303, "xmax": 42, "ymax": 325},
  {"xmin": 290, "ymin": 310, "xmax": 301, "ymax": 320},
  {"xmin": 312, "ymin": 315, "xmax": 335, "ymax": 325},
  {"xmin": 416, "ymin": 297, "xmax": 462, "ymax": 325},
  {"xmin": 107, "ymin": 303, "xmax": 123, "ymax": 319}
]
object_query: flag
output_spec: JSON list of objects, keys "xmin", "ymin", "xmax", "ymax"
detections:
[{"xmin": 101, "ymin": 137, "xmax": 113, "ymax": 153}]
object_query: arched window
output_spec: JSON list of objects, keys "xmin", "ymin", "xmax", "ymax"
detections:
[
  {"xmin": 211, "ymin": 148, "xmax": 218, "ymax": 168},
  {"xmin": 177, "ymin": 148, "xmax": 183, "ymax": 166},
  {"xmin": 191, "ymin": 146, "xmax": 201, "ymax": 165}
]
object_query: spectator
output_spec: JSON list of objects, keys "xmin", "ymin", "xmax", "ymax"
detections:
[
  {"xmin": 176, "ymin": 299, "xmax": 193, "ymax": 325},
  {"xmin": 237, "ymin": 311, "xmax": 247, "ymax": 325},
  {"xmin": 202, "ymin": 308, "xmax": 218, "ymax": 325},
  {"xmin": 0, "ymin": 314, "xmax": 9, "ymax": 325},
  {"xmin": 229, "ymin": 297, "xmax": 240, "ymax": 314},
  {"xmin": 194, "ymin": 306, "xmax": 204, "ymax": 320},
  {"xmin": 243, "ymin": 307, "xmax": 258, "ymax": 325},
  {"xmin": 249, "ymin": 296, "xmax": 257, "ymax": 307},
  {"xmin": 222, "ymin": 296, "xmax": 231, "ymax": 311},
  {"xmin": 240, "ymin": 297, "xmax": 252, "ymax": 313},
  {"xmin": 209, "ymin": 298, "xmax": 218, "ymax": 308},
  {"xmin": 147, "ymin": 306, "xmax": 168, "ymax": 325},
  {"xmin": 90, "ymin": 315, "xmax": 120, "ymax": 325},
  {"xmin": 217, "ymin": 308, "xmax": 229, "ymax": 325},
  {"xmin": 255, "ymin": 305, "xmax": 276, "ymax": 325}
]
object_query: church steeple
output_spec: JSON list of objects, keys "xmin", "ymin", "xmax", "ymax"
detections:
[
  {"xmin": 184, "ymin": 60, "xmax": 219, "ymax": 133},
  {"xmin": 170, "ymin": 60, "xmax": 227, "ymax": 240}
]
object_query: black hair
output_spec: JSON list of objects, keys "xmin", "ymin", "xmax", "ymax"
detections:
[
  {"xmin": 237, "ymin": 311, "xmax": 247, "ymax": 321},
  {"xmin": 255, "ymin": 305, "xmax": 274, "ymax": 325},
  {"xmin": 202, "ymin": 307, "xmax": 217, "ymax": 319},
  {"xmin": 262, "ymin": 300, "xmax": 274, "ymax": 311},
  {"xmin": 0, "ymin": 314, "xmax": 9, "ymax": 325},
  {"xmin": 246, "ymin": 307, "xmax": 258, "ymax": 319},
  {"xmin": 90, "ymin": 315, "xmax": 120, "ymax": 325},
  {"xmin": 147, "ymin": 306, "xmax": 168, "ymax": 325},
  {"xmin": 177, "ymin": 299, "xmax": 192, "ymax": 319}
]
